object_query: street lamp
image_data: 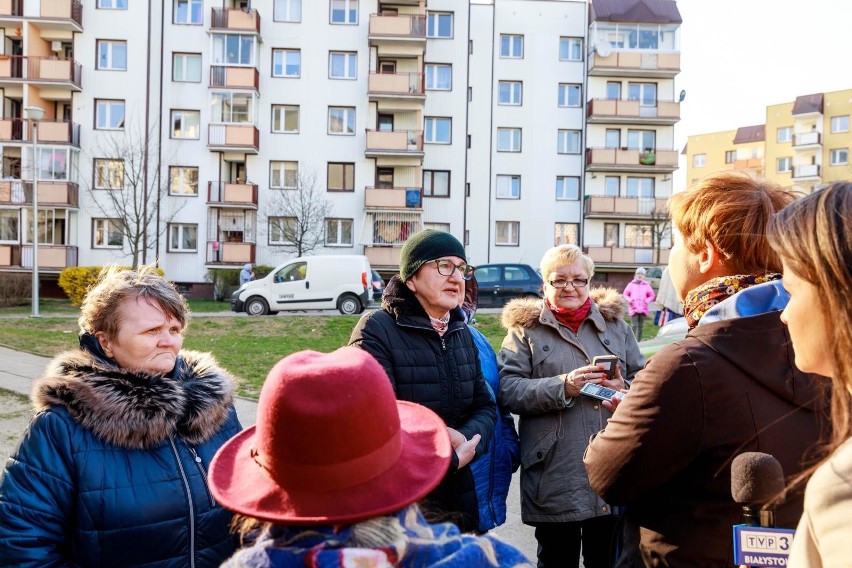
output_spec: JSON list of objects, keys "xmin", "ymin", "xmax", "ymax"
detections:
[{"xmin": 25, "ymin": 105, "xmax": 44, "ymax": 318}]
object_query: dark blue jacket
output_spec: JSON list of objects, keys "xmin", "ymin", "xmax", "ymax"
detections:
[
  {"xmin": 468, "ymin": 326, "xmax": 521, "ymax": 532},
  {"xmin": 0, "ymin": 344, "xmax": 242, "ymax": 567}
]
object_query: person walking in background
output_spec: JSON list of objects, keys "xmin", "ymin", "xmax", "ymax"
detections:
[
  {"xmin": 0, "ymin": 265, "xmax": 242, "ymax": 567},
  {"xmin": 623, "ymin": 267, "xmax": 656, "ymax": 340},
  {"xmin": 209, "ymin": 347, "xmax": 533, "ymax": 567},
  {"xmin": 766, "ymin": 184, "xmax": 851, "ymax": 568},
  {"xmin": 349, "ymin": 229, "xmax": 496, "ymax": 533},
  {"xmin": 584, "ymin": 171, "xmax": 827, "ymax": 567},
  {"xmin": 498, "ymin": 244, "xmax": 645, "ymax": 568},
  {"xmin": 239, "ymin": 263, "xmax": 254, "ymax": 286}
]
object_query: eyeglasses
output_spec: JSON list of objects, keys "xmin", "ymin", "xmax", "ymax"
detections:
[
  {"xmin": 548, "ymin": 278, "xmax": 589, "ymax": 289},
  {"xmin": 429, "ymin": 259, "xmax": 475, "ymax": 280}
]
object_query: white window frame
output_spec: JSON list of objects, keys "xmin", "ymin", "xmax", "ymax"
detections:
[
  {"xmin": 557, "ymin": 130, "xmax": 581, "ymax": 154},
  {"xmin": 500, "ymin": 34, "xmax": 524, "ymax": 58},
  {"xmin": 558, "ymin": 83, "xmax": 582, "ymax": 107},
  {"xmin": 35, "ymin": 148, "xmax": 70, "ymax": 182},
  {"xmin": 554, "ymin": 223, "xmax": 579, "ymax": 246},
  {"xmin": 270, "ymin": 161, "xmax": 299, "ymax": 189},
  {"xmin": 496, "ymin": 128, "xmax": 522, "ymax": 152},
  {"xmin": 556, "ymin": 176, "xmax": 580, "ymax": 200},
  {"xmin": 625, "ymin": 224, "xmax": 653, "ymax": 248},
  {"xmin": 328, "ymin": 107, "xmax": 355, "ymax": 135},
  {"xmin": 274, "ymin": 0, "xmax": 301, "ymax": 22},
  {"xmin": 93, "ymin": 218, "xmax": 123, "ymax": 248},
  {"xmin": 627, "ymin": 82, "xmax": 657, "ymax": 106},
  {"xmin": 174, "ymin": 0, "xmax": 203, "ymax": 24},
  {"xmin": 94, "ymin": 159, "xmax": 125, "ymax": 190},
  {"xmin": 97, "ymin": 40, "xmax": 127, "ymax": 70},
  {"xmin": 98, "ymin": 0, "xmax": 127, "ymax": 9},
  {"xmin": 425, "ymin": 117, "xmax": 451, "ymax": 144},
  {"xmin": 272, "ymin": 105, "xmax": 299, "ymax": 133},
  {"xmin": 269, "ymin": 216, "xmax": 297, "ymax": 245},
  {"xmin": 329, "ymin": 51, "xmax": 357, "ymax": 80},
  {"xmin": 495, "ymin": 221, "xmax": 520, "ymax": 246},
  {"xmin": 693, "ymin": 153, "xmax": 707, "ymax": 168},
  {"xmin": 168, "ymin": 223, "xmax": 198, "ymax": 252},
  {"xmin": 426, "ymin": 12, "xmax": 453, "ymax": 38},
  {"xmin": 0, "ymin": 209, "xmax": 19, "ymax": 243},
  {"xmin": 325, "ymin": 218, "xmax": 354, "ymax": 246},
  {"xmin": 830, "ymin": 148, "xmax": 849, "ymax": 166},
  {"xmin": 777, "ymin": 127, "xmax": 792, "ymax": 143},
  {"xmin": 626, "ymin": 177, "xmax": 655, "ymax": 198},
  {"xmin": 330, "ymin": 0, "xmax": 358, "ymax": 24},
  {"xmin": 272, "ymin": 49, "xmax": 301, "ymax": 78},
  {"xmin": 497, "ymin": 81, "xmax": 522, "ymax": 105},
  {"xmin": 173, "ymin": 53, "xmax": 201, "ymax": 82},
  {"xmin": 627, "ymin": 129, "xmax": 656, "ymax": 151},
  {"xmin": 211, "ymin": 34, "xmax": 256, "ymax": 66},
  {"xmin": 559, "ymin": 37, "xmax": 583, "ymax": 61},
  {"xmin": 776, "ymin": 157, "xmax": 791, "ymax": 173},
  {"xmin": 95, "ymin": 100, "xmax": 125, "ymax": 130},
  {"xmin": 425, "ymin": 64, "xmax": 452, "ymax": 91},
  {"xmin": 169, "ymin": 166, "xmax": 199, "ymax": 195},
  {"xmin": 496, "ymin": 175, "xmax": 520, "ymax": 199},
  {"xmin": 210, "ymin": 91, "xmax": 254, "ymax": 124},
  {"xmin": 831, "ymin": 115, "xmax": 849, "ymax": 133},
  {"xmin": 171, "ymin": 110, "xmax": 200, "ymax": 139}
]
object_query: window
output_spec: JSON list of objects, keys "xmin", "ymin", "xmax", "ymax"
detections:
[
  {"xmin": 330, "ymin": 0, "xmax": 357, "ymax": 24},
  {"xmin": 554, "ymin": 223, "xmax": 579, "ymax": 246},
  {"xmin": 496, "ymin": 175, "xmax": 520, "ymax": 199},
  {"xmin": 625, "ymin": 224, "xmax": 652, "ymax": 247},
  {"xmin": 95, "ymin": 100, "xmax": 125, "ymax": 130},
  {"xmin": 174, "ymin": 0, "xmax": 203, "ymax": 24},
  {"xmin": 171, "ymin": 110, "xmax": 200, "ymax": 139},
  {"xmin": 777, "ymin": 127, "xmax": 792, "ymax": 143},
  {"xmin": 270, "ymin": 161, "xmax": 298, "ymax": 189},
  {"xmin": 26, "ymin": 208, "xmax": 68, "ymax": 244},
  {"xmin": 627, "ymin": 129, "xmax": 655, "ymax": 150},
  {"xmin": 329, "ymin": 52, "xmax": 357, "ymax": 79},
  {"xmin": 425, "ymin": 222, "xmax": 450, "ymax": 233},
  {"xmin": 328, "ymin": 107, "xmax": 355, "ymax": 135},
  {"xmin": 495, "ymin": 221, "xmax": 520, "ymax": 246},
  {"xmin": 326, "ymin": 218, "xmax": 353, "ymax": 246},
  {"xmin": 605, "ymin": 176, "xmax": 620, "ymax": 196},
  {"xmin": 274, "ymin": 0, "xmax": 301, "ymax": 22},
  {"xmin": 272, "ymin": 105, "xmax": 299, "ymax": 133},
  {"xmin": 273, "ymin": 49, "xmax": 301, "ymax": 77},
  {"xmin": 0, "ymin": 210, "xmax": 18, "ymax": 242},
  {"xmin": 98, "ymin": 0, "xmax": 127, "ymax": 9},
  {"xmin": 831, "ymin": 115, "xmax": 849, "ymax": 133},
  {"xmin": 425, "ymin": 64, "xmax": 452, "ymax": 90},
  {"xmin": 500, "ymin": 35, "xmax": 524, "ymax": 58},
  {"xmin": 830, "ymin": 148, "xmax": 849, "ymax": 165},
  {"xmin": 627, "ymin": 83, "xmax": 657, "ymax": 106},
  {"xmin": 97, "ymin": 40, "xmax": 127, "ymax": 70},
  {"xmin": 94, "ymin": 159, "xmax": 124, "ymax": 189},
  {"xmin": 427, "ymin": 12, "xmax": 453, "ymax": 38},
  {"xmin": 36, "ymin": 148, "xmax": 69, "ymax": 181},
  {"xmin": 557, "ymin": 130, "xmax": 581, "ymax": 154},
  {"xmin": 605, "ymin": 129, "xmax": 621, "ymax": 149},
  {"xmin": 423, "ymin": 170, "xmax": 450, "ymax": 197},
  {"xmin": 212, "ymin": 34, "xmax": 256, "ymax": 66},
  {"xmin": 210, "ymin": 91, "xmax": 254, "ymax": 123},
  {"xmin": 556, "ymin": 177, "xmax": 580, "ymax": 200},
  {"xmin": 604, "ymin": 223, "xmax": 619, "ymax": 246},
  {"xmin": 496, "ymin": 128, "xmax": 522, "ymax": 152},
  {"xmin": 173, "ymin": 53, "xmax": 201, "ymax": 82},
  {"xmin": 725, "ymin": 150, "xmax": 736, "ymax": 164},
  {"xmin": 168, "ymin": 223, "xmax": 197, "ymax": 252},
  {"xmin": 776, "ymin": 157, "xmax": 791, "ymax": 173},
  {"xmin": 626, "ymin": 177, "xmax": 654, "ymax": 198},
  {"xmin": 693, "ymin": 154, "xmax": 707, "ymax": 168},
  {"xmin": 558, "ymin": 83, "xmax": 582, "ymax": 107},
  {"xmin": 606, "ymin": 82, "xmax": 622, "ymax": 100},
  {"xmin": 497, "ymin": 81, "xmax": 522, "ymax": 105},
  {"xmin": 425, "ymin": 117, "xmax": 451, "ymax": 144},
  {"xmin": 269, "ymin": 217, "xmax": 297, "ymax": 245},
  {"xmin": 559, "ymin": 37, "xmax": 582, "ymax": 61},
  {"xmin": 93, "ymin": 219, "xmax": 123, "ymax": 248},
  {"xmin": 169, "ymin": 166, "xmax": 199, "ymax": 195},
  {"xmin": 328, "ymin": 163, "xmax": 354, "ymax": 191}
]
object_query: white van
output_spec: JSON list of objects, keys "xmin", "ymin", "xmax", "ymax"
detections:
[{"xmin": 231, "ymin": 255, "xmax": 372, "ymax": 315}]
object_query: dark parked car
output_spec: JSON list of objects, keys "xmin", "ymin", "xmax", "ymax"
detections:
[
  {"xmin": 370, "ymin": 269, "xmax": 385, "ymax": 301},
  {"xmin": 473, "ymin": 263, "xmax": 543, "ymax": 308}
]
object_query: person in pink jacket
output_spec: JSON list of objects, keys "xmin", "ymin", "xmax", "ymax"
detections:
[{"xmin": 623, "ymin": 267, "xmax": 656, "ymax": 340}]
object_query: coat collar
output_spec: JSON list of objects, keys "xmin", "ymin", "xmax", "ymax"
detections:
[{"xmin": 501, "ymin": 286, "xmax": 628, "ymax": 332}]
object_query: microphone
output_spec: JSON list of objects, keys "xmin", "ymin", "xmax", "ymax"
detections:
[{"xmin": 730, "ymin": 452, "xmax": 795, "ymax": 567}]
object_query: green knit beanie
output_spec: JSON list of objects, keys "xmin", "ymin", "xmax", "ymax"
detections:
[{"xmin": 399, "ymin": 229, "xmax": 466, "ymax": 281}]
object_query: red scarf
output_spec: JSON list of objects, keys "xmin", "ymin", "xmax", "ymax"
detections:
[{"xmin": 546, "ymin": 296, "xmax": 592, "ymax": 334}]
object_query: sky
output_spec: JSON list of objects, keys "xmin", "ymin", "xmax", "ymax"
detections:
[{"xmin": 673, "ymin": 0, "xmax": 852, "ymax": 188}]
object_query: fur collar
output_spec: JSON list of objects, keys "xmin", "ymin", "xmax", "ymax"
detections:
[
  {"xmin": 501, "ymin": 287, "xmax": 628, "ymax": 329},
  {"xmin": 33, "ymin": 349, "xmax": 236, "ymax": 449}
]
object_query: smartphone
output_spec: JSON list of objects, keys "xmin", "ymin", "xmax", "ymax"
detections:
[
  {"xmin": 593, "ymin": 354, "xmax": 619, "ymax": 382},
  {"xmin": 580, "ymin": 382, "xmax": 623, "ymax": 402}
]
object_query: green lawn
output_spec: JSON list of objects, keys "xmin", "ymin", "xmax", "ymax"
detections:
[{"xmin": 1, "ymin": 298, "xmax": 232, "ymax": 315}]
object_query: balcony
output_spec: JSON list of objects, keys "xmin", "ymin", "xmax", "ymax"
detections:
[
  {"xmin": 585, "ymin": 148, "xmax": 678, "ymax": 173},
  {"xmin": 368, "ymin": 14, "xmax": 426, "ymax": 56},
  {"xmin": 0, "ymin": 1, "xmax": 83, "ymax": 31},
  {"xmin": 734, "ymin": 158, "xmax": 764, "ymax": 170},
  {"xmin": 792, "ymin": 164, "xmax": 821, "ymax": 180},
  {"xmin": 364, "ymin": 245, "xmax": 402, "ymax": 269},
  {"xmin": 589, "ymin": 50, "xmax": 680, "ymax": 78},
  {"xmin": 206, "ymin": 241, "xmax": 255, "ymax": 265},
  {"xmin": 0, "ymin": 55, "xmax": 82, "ymax": 91},
  {"xmin": 365, "ymin": 130, "xmax": 423, "ymax": 160},
  {"xmin": 208, "ymin": 124, "xmax": 259, "ymax": 153},
  {"xmin": 20, "ymin": 244, "xmax": 78, "ymax": 270},
  {"xmin": 368, "ymin": 72, "xmax": 424, "ymax": 99},
  {"xmin": 0, "ymin": 180, "xmax": 78, "ymax": 207},
  {"xmin": 792, "ymin": 131, "xmax": 821, "ymax": 149},
  {"xmin": 211, "ymin": 7, "xmax": 259, "ymax": 33},
  {"xmin": 586, "ymin": 98, "xmax": 680, "ymax": 125},
  {"xmin": 584, "ymin": 246, "xmax": 670, "ymax": 268},
  {"xmin": 365, "ymin": 186, "xmax": 422, "ymax": 210},
  {"xmin": 584, "ymin": 196, "xmax": 669, "ymax": 219},
  {"xmin": 207, "ymin": 181, "xmax": 258, "ymax": 208},
  {"xmin": 209, "ymin": 66, "xmax": 259, "ymax": 91},
  {"xmin": 0, "ymin": 119, "xmax": 81, "ymax": 146}
]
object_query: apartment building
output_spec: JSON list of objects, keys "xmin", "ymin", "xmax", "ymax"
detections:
[
  {"xmin": 0, "ymin": 0, "xmax": 679, "ymax": 292},
  {"xmin": 687, "ymin": 89, "xmax": 852, "ymax": 192}
]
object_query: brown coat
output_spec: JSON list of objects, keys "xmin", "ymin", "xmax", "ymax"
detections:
[{"xmin": 584, "ymin": 310, "xmax": 828, "ymax": 567}]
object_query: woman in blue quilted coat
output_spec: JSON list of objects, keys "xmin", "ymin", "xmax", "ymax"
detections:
[{"xmin": 0, "ymin": 265, "xmax": 241, "ymax": 567}]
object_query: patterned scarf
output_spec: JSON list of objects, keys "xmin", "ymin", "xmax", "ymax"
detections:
[
  {"xmin": 546, "ymin": 296, "xmax": 592, "ymax": 334},
  {"xmin": 683, "ymin": 273, "xmax": 781, "ymax": 329}
]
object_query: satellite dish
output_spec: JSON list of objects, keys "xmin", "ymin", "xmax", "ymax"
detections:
[
  {"xmin": 679, "ymin": 89, "xmax": 686, "ymax": 102},
  {"xmin": 594, "ymin": 40, "xmax": 612, "ymax": 58}
]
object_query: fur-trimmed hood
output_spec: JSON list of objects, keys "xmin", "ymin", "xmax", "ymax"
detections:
[
  {"xmin": 33, "ymin": 349, "xmax": 236, "ymax": 449},
  {"xmin": 501, "ymin": 287, "xmax": 628, "ymax": 329}
]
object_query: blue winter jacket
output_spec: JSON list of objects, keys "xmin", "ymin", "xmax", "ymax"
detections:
[
  {"xmin": 468, "ymin": 326, "xmax": 521, "ymax": 532},
  {"xmin": 0, "ymin": 341, "xmax": 242, "ymax": 567}
]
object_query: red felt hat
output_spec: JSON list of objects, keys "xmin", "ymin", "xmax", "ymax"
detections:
[{"xmin": 208, "ymin": 347, "xmax": 452, "ymax": 525}]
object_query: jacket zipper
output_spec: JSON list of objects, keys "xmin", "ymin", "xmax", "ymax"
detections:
[
  {"xmin": 170, "ymin": 437, "xmax": 196, "ymax": 568},
  {"xmin": 188, "ymin": 446, "xmax": 217, "ymax": 508}
]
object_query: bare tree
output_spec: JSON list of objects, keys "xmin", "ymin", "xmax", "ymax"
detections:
[
  {"xmin": 264, "ymin": 168, "xmax": 332, "ymax": 257},
  {"xmin": 650, "ymin": 206, "xmax": 672, "ymax": 265}
]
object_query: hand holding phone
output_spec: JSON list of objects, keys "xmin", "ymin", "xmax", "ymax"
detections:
[
  {"xmin": 593, "ymin": 355, "xmax": 619, "ymax": 382},
  {"xmin": 580, "ymin": 382, "xmax": 623, "ymax": 403}
]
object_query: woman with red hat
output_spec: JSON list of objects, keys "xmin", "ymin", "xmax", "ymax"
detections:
[{"xmin": 208, "ymin": 347, "xmax": 532, "ymax": 567}]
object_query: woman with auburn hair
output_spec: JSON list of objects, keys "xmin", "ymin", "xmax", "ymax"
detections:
[{"xmin": 767, "ymin": 183, "xmax": 852, "ymax": 567}]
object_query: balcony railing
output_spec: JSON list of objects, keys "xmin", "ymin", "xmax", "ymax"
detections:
[
  {"xmin": 585, "ymin": 148, "xmax": 678, "ymax": 170},
  {"xmin": 211, "ymin": 7, "xmax": 260, "ymax": 32},
  {"xmin": 0, "ymin": 244, "xmax": 21, "ymax": 267},
  {"xmin": 792, "ymin": 131, "xmax": 821, "ymax": 147},
  {"xmin": 365, "ymin": 186, "xmax": 422, "ymax": 209},
  {"xmin": 0, "ymin": 0, "xmax": 22, "ymax": 17},
  {"xmin": 364, "ymin": 245, "xmax": 403, "ymax": 268},
  {"xmin": 584, "ymin": 196, "xmax": 668, "ymax": 217},
  {"xmin": 209, "ymin": 66, "xmax": 259, "ymax": 90},
  {"xmin": 21, "ymin": 244, "xmax": 78, "ymax": 269},
  {"xmin": 365, "ymin": 130, "xmax": 423, "ymax": 154},
  {"xmin": 369, "ymin": 14, "xmax": 426, "ymax": 38},
  {"xmin": 589, "ymin": 51, "xmax": 680, "ymax": 76},
  {"xmin": 586, "ymin": 98, "xmax": 680, "ymax": 122},
  {"xmin": 368, "ymin": 72, "xmax": 424, "ymax": 96},
  {"xmin": 584, "ymin": 245, "xmax": 670, "ymax": 266},
  {"xmin": 0, "ymin": 180, "xmax": 78, "ymax": 207},
  {"xmin": 0, "ymin": 55, "xmax": 82, "ymax": 89},
  {"xmin": 39, "ymin": 0, "xmax": 82, "ymax": 27},
  {"xmin": 207, "ymin": 181, "xmax": 258, "ymax": 207},
  {"xmin": 206, "ymin": 241, "xmax": 255, "ymax": 265},
  {"xmin": 734, "ymin": 158, "xmax": 763, "ymax": 169},
  {"xmin": 208, "ymin": 124, "xmax": 259, "ymax": 151},
  {"xmin": 792, "ymin": 164, "xmax": 821, "ymax": 179}
]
